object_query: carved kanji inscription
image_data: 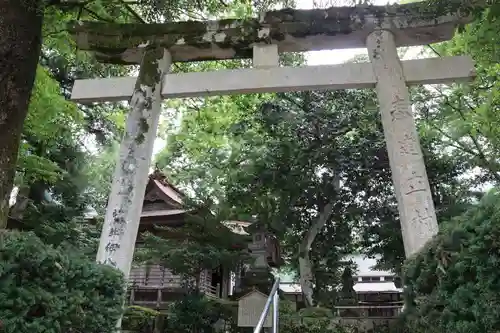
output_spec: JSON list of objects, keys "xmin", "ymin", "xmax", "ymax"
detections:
[{"xmin": 398, "ymin": 132, "xmax": 421, "ymax": 156}]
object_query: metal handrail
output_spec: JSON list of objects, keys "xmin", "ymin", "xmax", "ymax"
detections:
[{"xmin": 253, "ymin": 277, "xmax": 280, "ymax": 333}]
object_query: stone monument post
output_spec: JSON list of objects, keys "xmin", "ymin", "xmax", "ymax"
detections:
[
  {"xmin": 96, "ymin": 47, "xmax": 171, "ymax": 276},
  {"xmin": 367, "ymin": 29, "xmax": 439, "ymax": 256}
]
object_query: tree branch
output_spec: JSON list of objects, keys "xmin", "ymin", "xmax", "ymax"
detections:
[
  {"xmin": 429, "ymin": 87, "xmax": 500, "ymax": 183},
  {"xmin": 83, "ymin": 7, "xmax": 115, "ymax": 23},
  {"xmin": 119, "ymin": 0, "xmax": 146, "ymax": 23},
  {"xmin": 298, "ymin": 173, "xmax": 340, "ymax": 307}
]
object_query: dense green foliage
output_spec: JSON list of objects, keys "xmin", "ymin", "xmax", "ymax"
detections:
[
  {"xmin": 413, "ymin": 9, "xmax": 500, "ymax": 187},
  {"xmin": 157, "ymin": 80, "xmax": 472, "ymax": 303},
  {"xmin": 0, "ymin": 231, "xmax": 125, "ymax": 333},
  {"xmin": 280, "ymin": 303, "xmax": 359, "ymax": 333},
  {"xmin": 393, "ymin": 13, "xmax": 500, "ymax": 333},
  {"xmin": 122, "ymin": 305, "xmax": 159, "ymax": 332},
  {"xmin": 166, "ymin": 292, "xmax": 234, "ymax": 333},
  {"xmin": 136, "ymin": 211, "xmax": 251, "ymax": 285},
  {"xmin": 0, "ymin": 0, "xmax": 499, "ymax": 331},
  {"xmin": 403, "ymin": 189, "xmax": 500, "ymax": 333}
]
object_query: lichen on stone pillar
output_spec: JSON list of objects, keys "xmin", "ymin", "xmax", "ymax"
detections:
[{"xmin": 97, "ymin": 47, "xmax": 171, "ymax": 276}]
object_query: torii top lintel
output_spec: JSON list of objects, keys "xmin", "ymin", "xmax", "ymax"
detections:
[{"xmin": 69, "ymin": 1, "xmax": 473, "ymax": 65}]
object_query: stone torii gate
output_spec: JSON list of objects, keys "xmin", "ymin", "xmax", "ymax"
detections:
[{"xmin": 68, "ymin": 3, "xmax": 475, "ymax": 280}]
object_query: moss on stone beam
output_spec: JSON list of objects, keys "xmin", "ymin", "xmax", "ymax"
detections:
[{"xmin": 68, "ymin": 0, "xmax": 481, "ymax": 65}]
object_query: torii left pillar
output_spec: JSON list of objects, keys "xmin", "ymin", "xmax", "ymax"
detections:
[{"xmin": 96, "ymin": 47, "xmax": 171, "ymax": 278}]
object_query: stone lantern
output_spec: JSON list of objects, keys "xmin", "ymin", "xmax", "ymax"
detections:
[
  {"xmin": 248, "ymin": 229, "xmax": 269, "ymax": 270},
  {"xmin": 234, "ymin": 224, "xmax": 277, "ymax": 295}
]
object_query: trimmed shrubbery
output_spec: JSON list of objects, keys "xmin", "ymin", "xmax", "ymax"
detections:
[
  {"xmin": 402, "ymin": 189, "xmax": 500, "ymax": 333},
  {"xmin": 0, "ymin": 231, "xmax": 125, "ymax": 333}
]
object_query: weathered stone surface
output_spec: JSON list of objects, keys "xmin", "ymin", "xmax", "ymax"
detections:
[
  {"xmin": 68, "ymin": 1, "xmax": 474, "ymax": 64},
  {"xmin": 96, "ymin": 48, "xmax": 171, "ymax": 274},
  {"xmin": 70, "ymin": 56, "xmax": 475, "ymax": 103},
  {"xmin": 367, "ymin": 29, "xmax": 439, "ymax": 256}
]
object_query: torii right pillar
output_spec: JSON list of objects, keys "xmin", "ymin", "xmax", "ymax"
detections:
[{"xmin": 367, "ymin": 29, "xmax": 438, "ymax": 256}]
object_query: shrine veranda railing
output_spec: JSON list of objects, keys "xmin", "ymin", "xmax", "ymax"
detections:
[
  {"xmin": 127, "ymin": 265, "xmax": 221, "ymax": 306},
  {"xmin": 68, "ymin": 1, "xmax": 481, "ymax": 327}
]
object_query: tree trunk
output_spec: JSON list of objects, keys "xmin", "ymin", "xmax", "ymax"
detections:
[
  {"xmin": 298, "ymin": 176, "xmax": 340, "ymax": 307},
  {"xmin": 298, "ymin": 202, "xmax": 334, "ymax": 307},
  {"xmin": 0, "ymin": 0, "xmax": 44, "ymax": 229}
]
